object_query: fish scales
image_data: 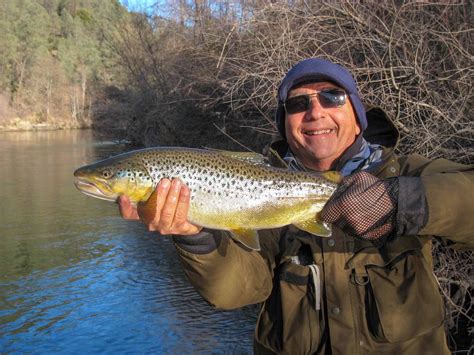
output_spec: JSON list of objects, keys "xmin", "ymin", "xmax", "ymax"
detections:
[
  {"xmin": 139, "ymin": 148, "xmax": 334, "ymax": 198},
  {"xmin": 139, "ymin": 149, "xmax": 334, "ymax": 219},
  {"xmin": 74, "ymin": 147, "xmax": 341, "ymax": 250}
]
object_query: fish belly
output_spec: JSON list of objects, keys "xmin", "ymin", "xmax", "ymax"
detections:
[{"xmin": 188, "ymin": 192, "xmax": 326, "ymax": 231}]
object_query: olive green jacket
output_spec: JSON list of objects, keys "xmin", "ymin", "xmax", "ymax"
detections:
[{"xmin": 173, "ymin": 108, "xmax": 473, "ymax": 354}]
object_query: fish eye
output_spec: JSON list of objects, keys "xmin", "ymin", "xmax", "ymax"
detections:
[{"xmin": 101, "ymin": 169, "xmax": 113, "ymax": 179}]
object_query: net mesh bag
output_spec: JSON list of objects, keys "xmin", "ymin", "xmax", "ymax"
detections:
[{"xmin": 320, "ymin": 171, "xmax": 399, "ymax": 247}]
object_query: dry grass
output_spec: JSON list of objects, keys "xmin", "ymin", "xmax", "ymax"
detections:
[{"xmin": 212, "ymin": 1, "xmax": 473, "ymax": 163}]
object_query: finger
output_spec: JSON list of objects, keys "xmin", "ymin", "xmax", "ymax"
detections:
[
  {"xmin": 173, "ymin": 183, "xmax": 191, "ymax": 227},
  {"xmin": 138, "ymin": 178, "xmax": 171, "ymax": 226},
  {"xmin": 158, "ymin": 178, "xmax": 182, "ymax": 231},
  {"xmin": 118, "ymin": 195, "xmax": 140, "ymax": 220}
]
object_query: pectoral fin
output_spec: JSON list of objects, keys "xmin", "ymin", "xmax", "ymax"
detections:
[
  {"xmin": 229, "ymin": 229, "xmax": 261, "ymax": 250},
  {"xmin": 137, "ymin": 188, "xmax": 159, "ymax": 223},
  {"xmin": 294, "ymin": 217, "xmax": 332, "ymax": 237}
]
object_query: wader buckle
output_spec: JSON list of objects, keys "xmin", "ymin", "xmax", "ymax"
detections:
[{"xmin": 350, "ymin": 268, "xmax": 369, "ymax": 286}]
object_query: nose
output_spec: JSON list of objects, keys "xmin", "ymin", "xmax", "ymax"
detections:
[{"xmin": 305, "ymin": 96, "xmax": 326, "ymax": 121}]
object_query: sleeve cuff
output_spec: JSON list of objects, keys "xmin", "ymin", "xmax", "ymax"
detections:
[
  {"xmin": 172, "ymin": 229, "xmax": 222, "ymax": 254},
  {"xmin": 396, "ymin": 176, "xmax": 429, "ymax": 236}
]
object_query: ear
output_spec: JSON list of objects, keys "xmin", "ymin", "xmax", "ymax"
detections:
[{"xmin": 355, "ymin": 121, "xmax": 361, "ymax": 135}]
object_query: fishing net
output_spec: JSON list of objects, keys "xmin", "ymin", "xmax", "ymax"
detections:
[{"xmin": 320, "ymin": 171, "xmax": 399, "ymax": 247}]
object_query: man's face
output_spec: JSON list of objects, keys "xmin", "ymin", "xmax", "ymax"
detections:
[{"xmin": 285, "ymin": 81, "xmax": 361, "ymax": 171}]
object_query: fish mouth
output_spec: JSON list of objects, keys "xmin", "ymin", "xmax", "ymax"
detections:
[{"xmin": 74, "ymin": 178, "xmax": 118, "ymax": 202}]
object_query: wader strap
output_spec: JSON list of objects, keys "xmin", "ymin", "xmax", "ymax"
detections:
[{"xmin": 308, "ymin": 264, "xmax": 321, "ymax": 310}]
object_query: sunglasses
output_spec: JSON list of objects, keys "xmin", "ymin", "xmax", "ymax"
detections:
[{"xmin": 284, "ymin": 89, "xmax": 347, "ymax": 114}]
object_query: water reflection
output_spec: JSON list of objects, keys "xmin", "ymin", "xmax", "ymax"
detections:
[{"xmin": 0, "ymin": 130, "xmax": 257, "ymax": 353}]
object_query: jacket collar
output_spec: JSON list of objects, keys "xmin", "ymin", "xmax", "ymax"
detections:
[{"xmin": 362, "ymin": 106, "xmax": 399, "ymax": 149}]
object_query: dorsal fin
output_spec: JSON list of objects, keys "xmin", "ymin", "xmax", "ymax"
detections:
[{"xmin": 204, "ymin": 148, "xmax": 269, "ymax": 166}]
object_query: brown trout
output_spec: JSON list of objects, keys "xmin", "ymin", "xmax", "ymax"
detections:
[{"xmin": 74, "ymin": 147, "xmax": 341, "ymax": 250}]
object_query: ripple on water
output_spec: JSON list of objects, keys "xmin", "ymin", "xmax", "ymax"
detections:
[
  {"xmin": 0, "ymin": 131, "xmax": 257, "ymax": 353},
  {"xmin": 1, "ymin": 232, "xmax": 257, "ymax": 353}
]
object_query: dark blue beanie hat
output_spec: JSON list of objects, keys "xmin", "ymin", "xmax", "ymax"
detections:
[{"xmin": 275, "ymin": 58, "xmax": 368, "ymax": 139}]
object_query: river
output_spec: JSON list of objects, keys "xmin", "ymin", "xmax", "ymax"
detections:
[{"xmin": 0, "ymin": 130, "xmax": 257, "ymax": 353}]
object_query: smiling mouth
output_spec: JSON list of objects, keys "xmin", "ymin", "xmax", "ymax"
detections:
[{"xmin": 303, "ymin": 129, "xmax": 334, "ymax": 136}]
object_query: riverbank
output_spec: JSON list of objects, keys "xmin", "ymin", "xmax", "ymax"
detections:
[
  {"xmin": 0, "ymin": 118, "xmax": 91, "ymax": 132},
  {"xmin": 0, "ymin": 116, "xmax": 127, "ymax": 135}
]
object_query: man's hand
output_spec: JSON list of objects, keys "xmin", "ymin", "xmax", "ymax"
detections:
[
  {"xmin": 320, "ymin": 171, "xmax": 399, "ymax": 246},
  {"xmin": 118, "ymin": 178, "xmax": 203, "ymax": 236}
]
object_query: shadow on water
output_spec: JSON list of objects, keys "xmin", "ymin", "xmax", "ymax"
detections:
[{"xmin": 0, "ymin": 130, "xmax": 257, "ymax": 353}]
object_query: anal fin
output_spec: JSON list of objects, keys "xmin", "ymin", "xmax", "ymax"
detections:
[{"xmin": 294, "ymin": 217, "xmax": 332, "ymax": 237}]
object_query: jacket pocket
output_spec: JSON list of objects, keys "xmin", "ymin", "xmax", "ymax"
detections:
[
  {"xmin": 255, "ymin": 261, "xmax": 321, "ymax": 354},
  {"xmin": 363, "ymin": 241, "xmax": 445, "ymax": 343}
]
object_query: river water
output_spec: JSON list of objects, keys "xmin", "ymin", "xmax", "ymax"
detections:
[{"xmin": 0, "ymin": 130, "xmax": 257, "ymax": 353}]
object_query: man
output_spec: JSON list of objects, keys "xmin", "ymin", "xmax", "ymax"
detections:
[{"xmin": 119, "ymin": 58, "xmax": 473, "ymax": 354}]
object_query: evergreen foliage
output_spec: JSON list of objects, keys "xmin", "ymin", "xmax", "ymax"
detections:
[{"xmin": 0, "ymin": 0, "xmax": 127, "ymax": 126}]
